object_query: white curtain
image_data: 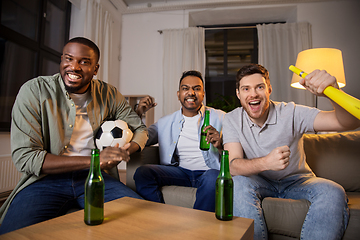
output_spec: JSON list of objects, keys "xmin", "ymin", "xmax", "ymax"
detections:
[
  {"xmin": 257, "ymin": 22, "xmax": 314, "ymax": 106},
  {"xmin": 162, "ymin": 27, "xmax": 206, "ymax": 116},
  {"xmin": 84, "ymin": 0, "xmax": 112, "ymax": 82}
]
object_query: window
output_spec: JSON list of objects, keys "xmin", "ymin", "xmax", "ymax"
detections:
[
  {"xmin": 203, "ymin": 25, "xmax": 258, "ymax": 112},
  {"xmin": 0, "ymin": 0, "xmax": 71, "ymax": 131}
]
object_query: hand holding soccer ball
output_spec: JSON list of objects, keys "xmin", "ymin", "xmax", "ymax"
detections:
[{"xmin": 95, "ymin": 120, "xmax": 133, "ymax": 151}]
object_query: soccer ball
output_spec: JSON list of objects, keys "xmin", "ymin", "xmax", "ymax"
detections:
[{"xmin": 95, "ymin": 120, "xmax": 133, "ymax": 151}]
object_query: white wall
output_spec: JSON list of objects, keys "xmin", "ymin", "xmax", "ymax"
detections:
[
  {"xmin": 120, "ymin": 10, "xmax": 188, "ymax": 121},
  {"xmin": 120, "ymin": 0, "xmax": 360, "ymax": 118}
]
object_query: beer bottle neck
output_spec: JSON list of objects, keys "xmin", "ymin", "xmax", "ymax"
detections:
[
  {"xmin": 203, "ymin": 110, "xmax": 210, "ymax": 126},
  {"xmin": 90, "ymin": 149, "xmax": 101, "ymax": 174},
  {"xmin": 219, "ymin": 151, "xmax": 231, "ymax": 178}
]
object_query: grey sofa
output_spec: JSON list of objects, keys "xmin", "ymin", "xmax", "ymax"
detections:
[{"xmin": 127, "ymin": 131, "xmax": 360, "ymax": 240}]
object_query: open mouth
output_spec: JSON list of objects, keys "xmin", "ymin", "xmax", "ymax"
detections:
[
  {"xmin": 248, "ymin": 100, "xmax": 261, "ymax": 111},
  {"xmin": 67, "ymin": 72, "xmax": 82, "ymax": 81},
  {"xmin": 249, "ymin": 100, "xmax": 260, "ymax": 105},
  {"xmin": 185, "ymin": 98, "xmax": 196, "ymax": 103}
]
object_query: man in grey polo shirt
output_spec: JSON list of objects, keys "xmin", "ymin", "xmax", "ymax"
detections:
[{"xmin": 222, "ymin": 64, "xmax": 360, "ymax": 240}]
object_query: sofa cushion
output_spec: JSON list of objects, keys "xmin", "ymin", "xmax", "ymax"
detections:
[
  {"xmin": 262, "ymin": 197, "xmax": 310, "ymax": 238},
  {"xmin": 162, "ymin": 186, "xmax": 196, "ymax": 209},
  {"xmin": 303, "ymin": 131, "xmax": 360, "ymax": 192}
]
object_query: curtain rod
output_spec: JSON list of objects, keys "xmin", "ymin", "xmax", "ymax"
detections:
[
  {"xmin": 204, "ymin": 25, "xmax": 256, "ymax": 30},
  {"xmin": 157, "ymin": 25, "xmax": 256, "ymax": 34}
]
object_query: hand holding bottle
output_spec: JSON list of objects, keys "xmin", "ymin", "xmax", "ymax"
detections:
[
  {"xmin": 200, "ymin": 110, "xmax": 210, "ymax": 150},
  {"xmin": 203, "ymin": 125, "xmax": 223, "ymax": 152}
]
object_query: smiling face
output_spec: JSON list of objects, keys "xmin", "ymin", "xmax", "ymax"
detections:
[
  {"xmin": 60, "ymin": 42, "xmax": 99, "ymax": 94},
  {"xmin": 177, "ymin": 76, "xmax": 205, "ymax": 117},
  {"xmin": 236, "ymin": 73, "xmax": 272, "ymax": 127}
]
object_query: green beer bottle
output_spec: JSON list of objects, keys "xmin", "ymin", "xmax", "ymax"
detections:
[
  {"xmin": 84, "ymin": 149, "xmax": 104, "ymax": 225},
  {"xmin": 200, "ymin": 110, "xmax": 210, "ymax": 150},
  {"xmin": 215, "ymin": 150, "xmax": 233, "ymax": 221}
]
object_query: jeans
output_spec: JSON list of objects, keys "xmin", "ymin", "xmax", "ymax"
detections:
[
  {"xmin": 233, "ymin": 173, "xmax": 349, "ymax": 240},
  {"xmin": 0, "ymin": 170, "xmax": 142, "ymax": 235},
  {"xmin": 133, "ymin": 164, "xmax": 219, "ymax": 212}
]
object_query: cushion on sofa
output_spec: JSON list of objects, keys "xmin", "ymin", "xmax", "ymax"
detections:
[
  {"xmin": 263, "ymin": 198, "xmax": 310, "ymax": 238},
  {"xmin": 162, "ymin": 186, "xmax": 196, "ymax": 208},
  {"xmin": 303, "ymin": 131, "xmax": 360, "ymax": 192}
]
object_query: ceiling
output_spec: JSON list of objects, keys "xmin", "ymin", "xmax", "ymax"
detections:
[
  {"xmin": 123, "ymin": 0, "xmax": 183, "ymax": 5},
  {"xmin": 116, "ymin": 0, "xmax": 332, "ymax": 14}
]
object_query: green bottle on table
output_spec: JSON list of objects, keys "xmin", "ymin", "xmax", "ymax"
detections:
[
  {"xmin": 84, "ymin": 148, "xmax": 104, "ymax": 225},
  {"xmin": 200, "ymin": 110, "xmax": 210, "ymax": 151},
  {"xmin": 215, "ymin": 150, "xmax": 233, "ymax": 221}
]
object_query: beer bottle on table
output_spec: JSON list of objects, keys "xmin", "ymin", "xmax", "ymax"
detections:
[
  {"xmin": 200, "ymin": 110, "xmax": 210, "ymax": 151},
  {"xmin": 84, "ymin": 148, "xmax": 104, "ymax": 225},
  {"xmin": 215, "ymin": 150, "xmax": 233, "ymax": 221}
]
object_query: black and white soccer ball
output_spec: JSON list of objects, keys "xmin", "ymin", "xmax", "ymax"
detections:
[{"xmin": 95, "ymin": 120, "xmax": 133, "ymax": 151}]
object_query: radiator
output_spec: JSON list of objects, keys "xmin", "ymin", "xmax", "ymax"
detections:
[{"xmin": 0, "ymin": 155, "xmax": 21, "ymax": 194}]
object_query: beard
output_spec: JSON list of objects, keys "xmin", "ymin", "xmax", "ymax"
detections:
[{"xmin": 64, "ymin": 84, "xmax": 86, "ymax": 94}]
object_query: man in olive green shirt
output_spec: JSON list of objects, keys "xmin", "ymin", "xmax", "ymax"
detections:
[{"xmin": 0, "ymin": 37, "xmax": 147, "ymax": 234}]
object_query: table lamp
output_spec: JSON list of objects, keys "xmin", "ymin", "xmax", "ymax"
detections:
[
  {"xmin": 290, "ymin": 48, "xmax": 360, "ymax": 120},
  {"xmin": 290, "ymin": 48, "xmax": 346, "ymax": 89}
]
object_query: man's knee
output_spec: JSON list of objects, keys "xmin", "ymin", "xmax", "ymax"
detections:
[
  {"xmin": 134, "ymin": 165, "xmax": 154, "ymax": 181},
  {"xmin": 316, "ymin": 179, "xmax": 347, "ymax": 204},
  {"xmin": 198, "ymin": 169, "xmax": 219, "ymax": 189}
]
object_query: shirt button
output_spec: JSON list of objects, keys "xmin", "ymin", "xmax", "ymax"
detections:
[
  {"xmin": 69, "ymin": 124, "xmax": 73, "ymax": 128},
  {"xmin": 71, "ymin": 103, "xmax": 74, "ymax": 107},
  {"xmin": 64, "ymin": 145, "xmax": 68, "ymax": 149}
]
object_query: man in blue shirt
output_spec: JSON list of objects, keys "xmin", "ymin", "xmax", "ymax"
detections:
[{"xmin": 134, "ymin": 70, "xmax": 225, "ymax": 212}]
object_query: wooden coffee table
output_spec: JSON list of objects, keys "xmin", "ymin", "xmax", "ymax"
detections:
[{"xmin": 1, "ymin": 197, "xmax": 254, "ymax": 239}]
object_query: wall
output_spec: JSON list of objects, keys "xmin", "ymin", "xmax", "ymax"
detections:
[
  {"xmin": 120, "ymin": 10, "xmax": 188, "ymax": 121},
  {"xmin": 120, "ymin": 0, "xmax": 360, "ymax": 119}
]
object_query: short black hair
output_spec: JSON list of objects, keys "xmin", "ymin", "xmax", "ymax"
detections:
[
  {"xmin": 66, "ymin": 37, "xmax": 100, "ymax": 62},
  {"xmin": 236, "ymin": 64, "xmax": 270, "ymax": 89},
  {"xmin": 179, "ymin": 70, "xmax": 204, "ymax": 87}
]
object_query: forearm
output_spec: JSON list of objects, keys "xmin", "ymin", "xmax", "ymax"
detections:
[
  {"xmin": 131, "ymin": 128, "xmax": 148, "ymax": 150},
  {"xmin": 331, "ymin": 96, "xmax": 360, "ymax": 130},
  {"xmin": 128, "ymin": 141, "xmax": 140, "ymax": 154},
  {"xmin": 41, "ymin": 153, "xmax": 91, "ymax": 174},
  {"xmin": 229, "ymin": 157, "xmax": 266, "ymax": 176}
]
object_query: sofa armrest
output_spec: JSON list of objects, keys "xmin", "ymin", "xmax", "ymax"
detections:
[{"xmin": 126, "ymin": 146, "xmax": 160, "ymax": 191}]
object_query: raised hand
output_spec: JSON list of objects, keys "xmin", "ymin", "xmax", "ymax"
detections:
[
  {"xmin": 136, "ymin": 95, "xmax": 157, "ymax": 117},
  {"xmin": 299, "ymin": 69, "xmax": 338, "ymax": 96}
]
